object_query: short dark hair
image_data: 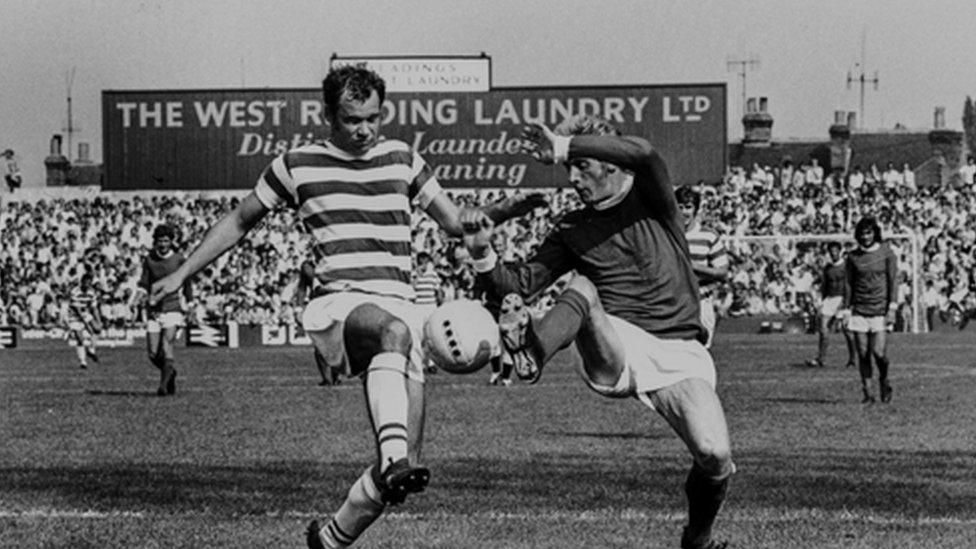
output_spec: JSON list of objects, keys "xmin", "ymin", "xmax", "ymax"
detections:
[
  {"xmin": 827, "ymin": 241, "xmax": 842, "ymax": 252},
  {"xmin": 854, "ymin": 216, "xmax": 882, "ymax": 244},
  {"xmin": 153, "ymin": 224, "xmax": 175, "ymax": 240},
  {"xmin": 674, "ymin": 185, "xmax": 702, "ymax": 210},
  {"xmin": 322, "ymin": 64, "xmax": 386, "ymax": 116}
]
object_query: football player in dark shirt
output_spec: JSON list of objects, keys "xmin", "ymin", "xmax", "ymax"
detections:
[
  {"xmin": 461, "ymin": 115, "xmax": 733, "ymax": 549},
  {"xmin": 844, "ymin": 217, "xmax": 898, "ymax": 403},
  {"xmin": 807, "ymin": 241, "xmax": 857, "ymax": 369},
  {"xmin": 139, "ymin": 224, "xmax": 191, "ymax": 396}
]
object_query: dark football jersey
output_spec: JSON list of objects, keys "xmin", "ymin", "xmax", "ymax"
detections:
[
  {"xmin": 844, "ymin": 244, "xmax": 897, "ymax": 316},
  {"xmin": 821, "ymin": 261, "xmax": 846, "ymax": 298},
  {"xmin": 140, "ymin": 250, "xmax": 189, "ymax": 313},
  {"xmin": 479, "ymin": 134, "xmax": 704, "ymax": 342}
]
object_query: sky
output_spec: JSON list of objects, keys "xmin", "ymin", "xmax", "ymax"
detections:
[{"xmin": 2, "ymin": 0, "xmax": 976, "ymax": 187}]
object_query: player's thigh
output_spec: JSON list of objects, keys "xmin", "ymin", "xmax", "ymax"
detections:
[
  {"xmin": 869, "ymin": 328, "xmax": 888, "ymax": 357},
  {"xmin": 566, "ymin": 278, "xmax": 627, "ymax": 382},
  {"xmin": 145, "ymin": 327, "xmax": 162, "ymax": 355},
  {"xmin": 344, "ymin": 302, "xmax": 412, "ymax": 367},
  {"xmin": 648, "ymin": 377, "xmax": 732, "ymax": 472},
  {"xmin": 160, "ymin": 326, "xmax": 178, "ymax": 355}
]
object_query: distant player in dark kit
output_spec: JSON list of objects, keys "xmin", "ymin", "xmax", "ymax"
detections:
[
  {"xmin": 807, "ymin": 241, "xmax": 856, "ymax": 369},
  {"xmin": 844, "ymin": 217, "xmax": 898, "ymax": 403},
  {"xmin": 462, "ymin": 115, "xmax": 733, "ymax": 549},
  {"xmin": 140, "ymin": 224, "xmax": 191, "ymax": 396}
]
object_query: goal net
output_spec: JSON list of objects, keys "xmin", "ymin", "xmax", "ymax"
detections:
[{"xmin": 723, "ymin": 233, "xmax": 922, "ymax": 333}]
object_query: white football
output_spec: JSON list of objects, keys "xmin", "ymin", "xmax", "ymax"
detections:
[{"xmin": 423, "ymin": 299, "xmax": 501, "ymax": 374}]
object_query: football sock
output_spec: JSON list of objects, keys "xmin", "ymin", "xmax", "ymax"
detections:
[
  {"xmin": 76, "ymin": 346, "xmax": 87, "ymax": 366},
  {"xmin": 365, "ymin": 352, "xmax": 410, "ymax": 472},
  {"xmin": 876, "ymin": 356, "xmax": 889, "ymax": 384},
  {"xmin": 682, "ymin": 462, "xmax": 731, "ymax": 547},
  {"xmin": 858, "ymin": 354, "xmax": 873, "ymax": 380},
  {"xmin": 317, "ymin": 467, "xmax": 386, "ymax": 548},
  {"xmin": 532, "ymin": 289, "xmax": 589, "ymax": 364}
]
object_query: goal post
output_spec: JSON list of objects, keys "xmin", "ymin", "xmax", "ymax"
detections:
[{"xmin": 723, "ymin": 233, "xmax": 922, "ymax": 333}]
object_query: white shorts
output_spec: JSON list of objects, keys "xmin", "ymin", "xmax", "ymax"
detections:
[
  {"xmin": 580, "ymin": 314, "xmax": 716, "ymax": 399},
  {"xmin": 699, "ymin": 296, "xmax": 716, "ymax": 349},
  {"xmin": 301, "ymin": 292, "xmax": 431, "ymax": 383},
  {"xmin": 847, "ymin": 314, "xmax": 886, "ymax": 333},
  {"xmin": 820, "ymin": 296, "xmax": 843, "ymax": 318},
  {"xmin": 67, "ymin": 320, "xmax": 92, "ymax": 343},
  {"xmin": 147, "ymin": 312, "xmax": 184, "ymax": 333}
]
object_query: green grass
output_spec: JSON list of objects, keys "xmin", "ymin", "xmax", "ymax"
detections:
[{"xmin": 1, "ymin": 333, "xmax": 975, "ymax": 548}]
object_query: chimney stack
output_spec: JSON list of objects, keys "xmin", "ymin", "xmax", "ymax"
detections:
[{"xmin": 742, "ymin": 96, "xmax": 773, "ymax": 147}]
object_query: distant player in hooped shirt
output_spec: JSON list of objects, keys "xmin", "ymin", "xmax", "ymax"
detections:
[
  {"xmin": 675, "ymin": 185, "xmax": 728, "ymax": 349},
  {"xmin": 65, "ymin": 274, "xmax": 103, "ymax": 369},
  {"xmin": 140, "ymin": 224, "xmax": 191, "ymax": 396},
  {"xmin": 463, "ymin": 115, "xmax": 733, "ymax": 549},
  {"xmin": 807, "ymin": 242, "xmax": 856, "ymax": 369},
  {"xmin": 844, "ymin": 217, "xmax": 898, "ymax": 403}
]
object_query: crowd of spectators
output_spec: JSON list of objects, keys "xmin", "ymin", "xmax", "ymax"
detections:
[{"xmin": 1, "ymin": 157, "xmax": 974, "ymax": 332}]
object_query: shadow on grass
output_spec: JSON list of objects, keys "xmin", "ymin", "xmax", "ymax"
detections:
[
  {"xmin": 3, "ymin": 448, "xmax": 975, "ymax": 519},
  {"xmin": 87, "ymin": 390, "xmax": 161, "ymax": 398},
  {"xmin": 761, "ymin": 397, "xmax": 844, "ymax": 404}
]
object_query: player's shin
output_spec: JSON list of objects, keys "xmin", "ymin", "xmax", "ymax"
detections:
[
  {"xmin": 310, "ymin": 468, "xmax": 386, "ymax": 549},
  {"xmin": 681, "ymin": 462, "xmax": 732, "ymax": 549},
  {"xmin": 365, "ymin": 352, "xmax": 410, "ymax": 471}
]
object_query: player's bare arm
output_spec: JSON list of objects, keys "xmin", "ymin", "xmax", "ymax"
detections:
[
  {"xmin": 150, "ymin": 191, "xmax": 269, "ymax": 305},
  {"xmin": 521, "ymin": 123, "xmax": 676, "ymax": 216}
]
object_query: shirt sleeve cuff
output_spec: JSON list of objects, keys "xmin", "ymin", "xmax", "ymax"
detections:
[
  {"xmin": 553, "ymin": 135, "xmax": 571, "ymax": 164},
  {"xmin": 469, "ymin": 248, "xmax": 498, "ymax": 273}
]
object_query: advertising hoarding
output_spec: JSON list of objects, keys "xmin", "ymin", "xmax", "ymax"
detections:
[{"xmin": 103, "ymin": 84, "xmax": 725, "ymax": 190}]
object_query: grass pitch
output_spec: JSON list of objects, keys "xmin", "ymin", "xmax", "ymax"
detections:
[{"xmin": 1, "ymin": 332, "xmax": 975, "ymax": 548}]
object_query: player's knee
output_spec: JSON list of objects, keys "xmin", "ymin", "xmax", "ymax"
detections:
[
  {"xmin": 694, "ymin": 440, "xmax": 734, "ymax": 479},
  {"xmin": 563, "ymin": 275, "xmax": 600, "ymax": 310}
]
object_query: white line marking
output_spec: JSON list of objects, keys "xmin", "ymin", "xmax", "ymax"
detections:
[{"xmin": 4, "ymin": 507, "xmax": 975, "ymax": 526}]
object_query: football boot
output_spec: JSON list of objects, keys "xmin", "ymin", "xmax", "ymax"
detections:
[{"xmin": 498, "ymin": 294, "xmax": 541, "ymax": 384}]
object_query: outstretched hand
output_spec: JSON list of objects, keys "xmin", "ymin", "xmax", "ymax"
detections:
[
  {"xmin": 459, "ymin": 208, "xmax": 495, "ymax": 260},
  {"xmin": 150, "ymin": 273, "xmax": 184, "ymax": 308},
  {"xmin": 520, "ymin": 123, "xmax": 559, "ymax": 164}
]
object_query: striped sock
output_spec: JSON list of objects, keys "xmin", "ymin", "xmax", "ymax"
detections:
[
  {"xmin": 365, "ymin": 352, "xmax": 410, "ymax": 471},
  {"xmin": 316, "ymin": 468, "xmax": 385, "ymax": 548}
]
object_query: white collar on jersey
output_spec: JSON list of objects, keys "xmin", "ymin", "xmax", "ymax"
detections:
[
  {"xmin": 859, "ymin": 243, "xmax": 881, "ymax": 252},
  {"xmin": 592, "ymin": 174, "xmax": 634, "ymax": 211}
]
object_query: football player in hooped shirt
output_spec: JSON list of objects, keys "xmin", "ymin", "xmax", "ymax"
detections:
[
  {"xmin": 140, "ymin": 224, "xmax": 191, "ymax": 396},
  {"xmin": 461, "ymin": 116, "xmax": 733, "ymax": 549},
  {"xmin": 844, "ymin": 216, "xmax": 898, "ymax": 403},
  {"xmin": 149, "ymin": 65, "xmax": 544, "ymax": 549}
]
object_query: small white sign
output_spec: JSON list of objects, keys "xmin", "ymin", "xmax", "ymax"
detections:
[{"xmin": 330, "ymin": 56, "xmax": 491, "ymax": 93}]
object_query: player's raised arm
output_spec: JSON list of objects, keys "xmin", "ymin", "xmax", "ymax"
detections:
[
  {"xmin": 150, "ymin": 191, "xmax": 269, "ymax": 305},
  {"xmin": 521, "ymin": 122, "xmax": 677, "ymax": 217},
  {"xmin": 424, "ymin": 190, "xmax": 547, "ymax": 238}
]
